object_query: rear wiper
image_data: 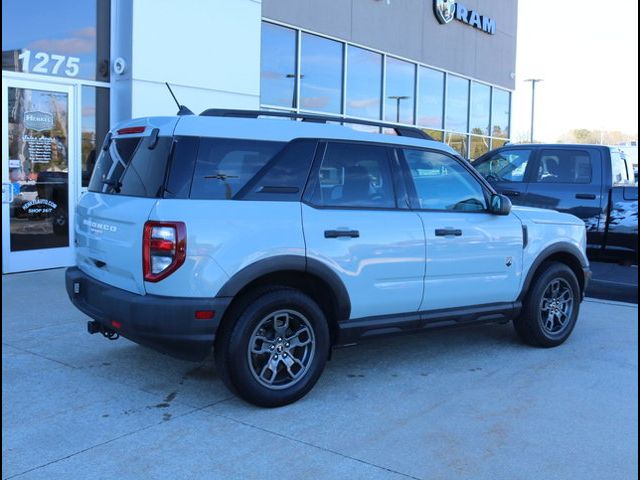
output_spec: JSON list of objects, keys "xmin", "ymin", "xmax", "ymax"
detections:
[{"xmin": 204, "ymin": 173, "xmax": 239, "ymax": 181}]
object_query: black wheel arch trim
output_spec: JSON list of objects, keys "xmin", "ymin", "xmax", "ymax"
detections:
[
  {"xmin": 216, "ymin": 255, "xmax": 351, "ymax": 321},
  {"xmin": 519, "ymin": 242, "xmax": 590, "ymax": 301}
]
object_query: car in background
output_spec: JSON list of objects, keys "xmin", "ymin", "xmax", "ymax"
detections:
[{"xmin": 473, "ymin": 144, "xmax": 638, "ymax": 264}]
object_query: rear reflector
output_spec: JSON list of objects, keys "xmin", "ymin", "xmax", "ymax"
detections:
[
  {"xmin": 194, "ymin": 310, "xmax": 215, "ymax": 320},
  {"xmin": 117, "ymin": 126, "xmax": 146, "ymax": 135},
  {"xmin": 111, "ymin": 320, "xmax": 122, "ymax": 329}
]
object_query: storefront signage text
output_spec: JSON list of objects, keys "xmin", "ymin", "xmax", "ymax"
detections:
[
  {"xmin": 24, "ymin": 111, "xmax": 53, "ymax": 131},
  {"xmin": 22, "ymin": 134, "xmax": 53, "ymax": 164},
  {"xmin": 18, "ymin": 50, "xmax": 80, "ymax": 77},
  {"xmin": 433, "ymin": 0, "xmax": 496, "ymax": 35}
]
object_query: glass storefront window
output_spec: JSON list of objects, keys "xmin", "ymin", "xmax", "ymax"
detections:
[
  {"xmin": 469, "ymin": 135, "xmax": 490, "ymax": 160},
  {"xmin": 346, "ymin": 46, "xmax": 381, "ymax": 120},
  {"xmin": 445, "ymin": 132, "xmax": 469, "ymax": 158},
  {"xmin": 423, "ymin": 129, "xmax": 444, "ymax": 142},
  {"xmin": 417, "ymin": 67, "xmax": 444, "ymax": 129},
  {"xmin": 491, "ymin": 138, "xmax": 509, "ymax": 150},
  {"xmin": 445, "ymin": 75, "xmax": 469, "ymax": 133},
  {"xmin": 2, "ymin": 0, "xmax": 110, "ymax": 81},
  {"xmin": 492, "ymin": 88, "xmax": 511, "ymax": 138},
  {"xmin": 6, "ymin": 87, "xmax": 70, "ymax": 250},
  {"xmin": 385, "ymin": 57, "xmax": 415, "ymax": 124},
  {"xmin": 470, "ymin": 82, "xmax": 490, "ymax": 136},
  {"xmin": 81, "ymin": 86, "xmax": 110, "ymax": 187},
  {"xmin": 260, "ymin": 23, "xmax": 297, "ymax": 109},
  {"xmin": 300, "ymin": 33, "xmax": 343, "ymax": 114}
]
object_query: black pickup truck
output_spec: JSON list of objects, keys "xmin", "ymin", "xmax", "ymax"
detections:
[{"xmin": 473, "ymin": 144, "xmax": 638, "ymax": 263}]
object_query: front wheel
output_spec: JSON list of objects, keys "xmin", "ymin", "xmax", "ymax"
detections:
[
  {"xmin": 215, "ymin": 288, "xmax": 330, "ymax": 407},
  {"xmin": 513, "ymin": 262, "xmax": 581, "ymax": 347}
]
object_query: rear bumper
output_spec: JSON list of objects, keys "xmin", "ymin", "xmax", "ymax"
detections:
[{"xmin": 65, "ymin": 267, "xmax": 231, "ymax": 361}]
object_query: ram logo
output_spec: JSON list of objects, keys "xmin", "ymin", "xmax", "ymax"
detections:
[{"xmin": 434, "ymin": 0, "xmax": 456, "ymax": 24}]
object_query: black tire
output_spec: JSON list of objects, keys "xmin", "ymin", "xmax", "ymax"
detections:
[
  {"xmin": 215, "ymin": 287, "xmax": 330, "ymax": 407},
  {"xmin": 513, "ymin": 262, "xmax": 581, "ymax": 348}
]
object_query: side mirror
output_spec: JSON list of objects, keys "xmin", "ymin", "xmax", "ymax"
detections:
[{"xmin": 490, "ymin": 194, "xmax": 512, "ymax": 215}]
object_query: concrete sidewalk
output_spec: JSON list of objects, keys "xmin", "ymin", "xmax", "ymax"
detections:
[{"xmin": 2, "ymin": 269, "xmax": 638, "ymax": 480}]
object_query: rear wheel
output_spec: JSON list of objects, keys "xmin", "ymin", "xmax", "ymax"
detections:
[
  {"xmin": 513, "ymin": 262, "xmax": 581, "ymax": 347},
  {"xmin": 215, "ymin": 288, "xmax": 329, "ymax": 407}
]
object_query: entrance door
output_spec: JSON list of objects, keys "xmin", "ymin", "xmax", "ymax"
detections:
[{"xmin": 2, "ymin": 78, "xmax": 76, "ymax": 273}]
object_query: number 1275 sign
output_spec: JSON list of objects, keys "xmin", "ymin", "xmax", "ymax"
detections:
[{"xmin": 18, "ymin": 50, "xmax": 80, "ymax": 77}]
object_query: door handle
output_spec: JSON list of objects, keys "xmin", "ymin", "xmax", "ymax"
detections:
[
  {"xmin": 502, "ymin": 190, "xmax": 520, "ymax": 197},
  {"xmin": 324, "ymin": 230, "xmax": 360, "ymax": 239},
  {"xmin": 435, "ymin": 228, "xmax": 462, "ymax": 237},
  {"xmin": 575, "ymin": 193, "xmax": 597, "ymax": 200}
]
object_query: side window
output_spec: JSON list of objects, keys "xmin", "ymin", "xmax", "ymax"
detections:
[
  {"xmin": 610, "ymin": 150, "xmax": 630, "ymax": 185},
  {"xmin": 534, "ymin": 149, "xmax": 592, "ymax": 184},
  {"xmin": 403, "ymin": 149, "xmax": 487, "ymax": 212},
  {"xmin": 474, "ymin": 149, "xmax": 531, "ymax": 182},
  {"xmin": 190, "ymin": 139, "xmax": 285, "ymax": 200},
  {"xmin": 308, "ymin": 142, "xmax": 396, "ymax": 208},
  {"xmin": 241, "ymin": 139, "xmax": 317, "ymax": 201}
]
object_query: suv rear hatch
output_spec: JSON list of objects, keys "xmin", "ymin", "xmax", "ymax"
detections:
[{"xmin": 75, "ymin": 118, "xmax": 178, "ymax": 294}]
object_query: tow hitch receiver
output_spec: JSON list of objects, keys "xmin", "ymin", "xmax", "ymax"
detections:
[{"xmin": 87, "ymin": 321, "xmax": 120, "ymax": 340}]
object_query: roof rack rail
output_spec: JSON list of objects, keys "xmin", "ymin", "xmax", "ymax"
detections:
[{"xmin": 199, "ymin": 108, "xmax": 434, "ymax": 141}]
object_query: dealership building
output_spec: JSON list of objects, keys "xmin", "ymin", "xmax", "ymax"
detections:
[{"xmin": 1, "ymin": 0, "xmax": 518, "ymax": 273}]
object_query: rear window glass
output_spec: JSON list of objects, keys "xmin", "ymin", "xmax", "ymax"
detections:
[
  {"xmin": 88, "ymin": 135, "xmax": 172, "ymax": 197},
  {"xmin": 534, "ymin": 149, "xmax": 592, "ymax": 184},
  {"xmin": 190, "ymin": 139, "xmax": 285, "ymax": 200},
  {"xmin": 610, "ymin": 150, "xmax": 631, "ymax": 184}
]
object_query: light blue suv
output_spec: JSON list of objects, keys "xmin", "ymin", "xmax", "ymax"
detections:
[{"xmin": 66, "ymin": 110, "xmax": 591, "ymax": 407}]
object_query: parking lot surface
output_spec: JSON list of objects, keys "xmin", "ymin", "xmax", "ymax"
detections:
[{"xmin": 3, "ymin": 269, "xmax": 638, "ymax": 480}]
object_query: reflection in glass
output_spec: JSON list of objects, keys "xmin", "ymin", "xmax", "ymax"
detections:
[
  {"xmin": 417, "ymin": 67, "xmax": 444, "ymax": 129},
  {"xmin": 469, "ymin": 135, "xmax": 490, "ymax": 160},
  {"xmin": 81, "ymin": 86, "xmax": 110, "ymax": 186},
  {"xmin": 492, "ymin": 88, "xmax": 511, "ymax": 138},
  {"xmin": 260, "ymin": 23, "xmax": 297, "ymax": 108},
  {"xmin": 445, "ymin": 75, "xmax": 469, "ymax": 133},
  {"xmin": 492, "ymin": 138, "xmax": 508, "ymax": 150},
  {"xmin": 385, "ymin": 57, "xmax": 415, "ymax": 124},
  {"xmin": 423, "ymin": 129, "xmax": 444, "ymax": 142},
  {"xmin": 2, "ymin": 0, "xmax": 110, "ymax": 81},
  {"xmin": 346, "ymin": 46, "xmax": 381, "ymax": 120},
  {"xmin": 446, "ymin": 132, "xmax": 468, "ymax": 158},
  {"xmin": 7, "ymin": 87, "xmax": 69, "ymax": 251},
  {"xmin": 470, "ymin": 82, "xmax": 490, "ymax": 136},
  {"xmin": 300, "ymin": 33, "xmax": 343, "ymax": 114}
]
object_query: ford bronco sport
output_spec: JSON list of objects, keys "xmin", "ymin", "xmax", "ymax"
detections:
[{"xmin": 66, "ymin": 110, "xmax": 591, "ymax": 407}]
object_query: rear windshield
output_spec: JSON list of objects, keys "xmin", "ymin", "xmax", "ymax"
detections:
[{"xmin": 88, "ymin": 135, "xmax": 172, "ymax": 197}]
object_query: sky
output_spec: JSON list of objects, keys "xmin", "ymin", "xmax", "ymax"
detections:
[{"xmin": 511, "ymin": 0, "xmax": 639, "ymax": 142}]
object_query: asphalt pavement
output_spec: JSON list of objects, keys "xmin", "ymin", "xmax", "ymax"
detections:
[{"xmin": 2, "ymin": 269, "xmax": 638, "ymax": 480}]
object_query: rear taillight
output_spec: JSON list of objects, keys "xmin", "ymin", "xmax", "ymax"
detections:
[{"xmin": 143, "ymin": 221, "xmax": 186, "ymax": 282}]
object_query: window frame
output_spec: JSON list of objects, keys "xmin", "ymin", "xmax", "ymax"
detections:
[
  {"xmin": 302, "ymin": 140, "xmax": 410, "ymax": 211},
  {"xmin": 396, "ymin": 147, "xmax": 496, "ymax": 213},
  {"xmin": 529, "ymin": 148, "xmax": 595, "ymax": 185},
  {"xmin": 474, "ymin": 147, "xmax": 537, "ymax": 184}
]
